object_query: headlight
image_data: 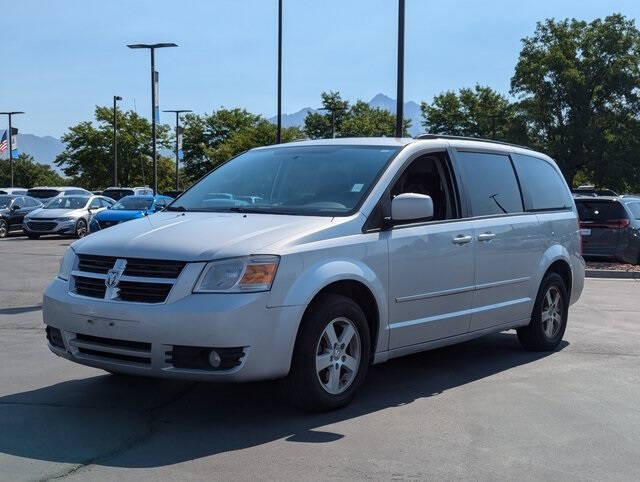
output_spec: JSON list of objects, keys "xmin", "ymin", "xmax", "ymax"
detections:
[
  {"xmin": 193, "ymin": 255, "xmax": 279, "ymax": 293},
  {"xmin": 58, "ymin": 247, "xmax": 76, "ymax": 281},
  {"xmin": 57, "ymin": 217, "xmax": 74, "ymax": 222}
]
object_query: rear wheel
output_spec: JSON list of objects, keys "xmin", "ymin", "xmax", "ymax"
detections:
[
  {"xmin": 517, "ymin": 272, "xmax": 568, "ymax": 351},
  {"xmin": 0, "ymin": 219, "xmax": 8, "ymax": 238},
  {"xmin": 287, "ymin": 294, "xmax": 370, "ymax": 411}
]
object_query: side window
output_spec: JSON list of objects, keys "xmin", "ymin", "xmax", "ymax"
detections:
[
  {"xmin": 457, "ymin": 151, "xmax": 523, "ymax": 216},
  {"xmin": 390, "ymin": 153, "xmax": 456, "ymax": 221},
  {"xmin": 625, "ymin": 201, "xmax": 640, "ymax": 220},
  {"xmin": 101, "ymin": 198, "xmax": 113, "ymax": 208},
  {"xmin": 512, "ymin": 154, "xmax": 570, "ymax": 210},
  {"xmin": 16, "ymin": 196, "xmax": 26, "ymax": 207},
  {"xmin": 89, "ymin": 198, "xmax": 102, "ymax": 209}
]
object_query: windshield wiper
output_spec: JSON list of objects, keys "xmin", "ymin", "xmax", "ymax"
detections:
[{"xmin": 228, "ymin": 206, "xmax": 296, "ymax": 215}]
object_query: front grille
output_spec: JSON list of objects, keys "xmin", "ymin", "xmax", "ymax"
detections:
[
  {"xmin": 46, "ymin": 326, "xmax": 65, "ymax": 349},
  {"xmin": 117, "ymin": 281, "xmax": 173, "ymax": 303},
  {"xmin": 75, "ymin": 276, "xmax": 107, "ymax": 298},
  {"xmin": 72, "ymin": 333, "xmax": 152, "ymax": 365},
  {"xmin": 78, "ymin": 254, "xmax": 117, "ymax": 274},
  {"xmin": 72, "ymin": 255, "xmax": 184, "ymax": 303},
  {"xmin": 124, "ymin": 259, "xmax": 185, "ymax": 279},
  {"xmin": 167, "ymin": 345, "xmax": 246, "ymax": 371},
  {"xmin": 27, "ymin": 221, "xmax": 57, "ymax": 231},
  {"xmin": 98, "ymin": 220, "xmax": 119, "ymax": 229}
]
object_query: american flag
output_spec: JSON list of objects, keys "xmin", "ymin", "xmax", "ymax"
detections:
[{"xmin": 0, "ymin": 131, "xmax": 7, "ymax": 155}]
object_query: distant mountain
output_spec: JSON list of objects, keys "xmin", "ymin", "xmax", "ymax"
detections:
[
  {"xmin": 0, "ymin": 133, "xmax": 65, "ymax": 171},
  {"xmin": 268, "ymin": 93, "xmax": 423, "ymax": 136}
]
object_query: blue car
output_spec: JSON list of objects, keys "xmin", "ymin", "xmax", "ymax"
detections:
[{"xmin": 90, "ymin": 194, "xmax": 172, "ymax": 232}]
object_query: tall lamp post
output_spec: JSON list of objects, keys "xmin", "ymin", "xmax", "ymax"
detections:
[
  {"xmin": 395, "ymin": 0, "xmax": 405, "ymax": 138},
  {"xmin": 163, "ymin": 109, "xmax": 192, "ymax": 191},
  {"xmin": 127, "ymin": 43, "xmax": 178, "ymax": 194},
  {"xmin": 276, "ymin": 0, "xmax": 283, "ymax": 144},
  {"xmin": 0, "ymin": 111, "xmax": 24, "ymax": 188},
  {"xmin": 113, "ymin": 96, "xmax": 122, "ymax": 186}
]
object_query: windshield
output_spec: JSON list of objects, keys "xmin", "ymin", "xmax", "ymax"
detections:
[
  {"xmin": 44, "ymin": 196, "xmax": 89, "ymax": 210},
  {"xmin": 103, "ymin": 189, "xmax": 135, "ymax": 201},
  {"xmin": 27, "ymin": 189, "xmax": 60, "ymax": 199},
  {"xmin": 112, "ymin": 196, "xmax": 153, "ymax": 210},
  {"xmin": 0, "ymin": 196, "xmax": 13, "ymax": 209},
  {"xmin": 168, "ymin": 145, "xmax": 399, "ymax": 215}
]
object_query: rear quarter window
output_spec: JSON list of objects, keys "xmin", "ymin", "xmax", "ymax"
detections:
[
  {"xmin": 511, "ymin": 154, "xmax": 570, "ymax": 210},
  {"xmin": 624, "ymin": 201, "xmax": 640, "ymax": 219}
]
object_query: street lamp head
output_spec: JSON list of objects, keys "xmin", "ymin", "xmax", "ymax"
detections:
[
  {"xmin": 163, "ymin": 109, "xmax": 193, "ymax": 114},
  {"xmin": 0, "ymin": 111, "xmax": 25, "ymax": 115},
  {"xmin": 114, "ymin": 96, "xmax": 122, "ymax": 101},
  {"xmin": 127, "ymin": 43, "xmax": 178, "ymax": 49}
]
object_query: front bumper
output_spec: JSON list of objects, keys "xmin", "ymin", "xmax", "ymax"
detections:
[{"xmin": 43, "ymin": 277, "xmax": 305, "ymax": 381}]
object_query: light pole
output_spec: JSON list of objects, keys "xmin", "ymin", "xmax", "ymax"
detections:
[
  {"xmin": 163, "ymin": 109, "xmax": 192, "ymax": 191},
  {"xmin": 127, "ymin": 43, "xmax": 178, "ymax": 194},
  {"xmin": 276, "ymin": 0, "xmax": 282, "ymax": 144},
  {"xmin": 113, "ymin": 96, "xmax": 122, "ymax": 186},
  {"xmin": 395, "ymin": 0, "xmax": 405, "ymax": 138},
  {"xmin": 0, "ymin": 111, "xmax": 24, "ymax": 187}
]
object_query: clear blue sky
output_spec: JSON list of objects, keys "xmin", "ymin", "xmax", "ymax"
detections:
[{"xmin": 1, "ymin": 0, "xmax": 639, "ymax": 137}]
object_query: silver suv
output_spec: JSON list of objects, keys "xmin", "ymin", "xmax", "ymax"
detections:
[{"xmin": 43, "ymin": 136, "xmax": 584, "ymax": 411}]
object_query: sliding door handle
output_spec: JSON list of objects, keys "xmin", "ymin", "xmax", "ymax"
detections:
[
  {"xmin": 478, "ymin": 232, "xmax": 496, "ymax": 242},
  {"xmin": 452, "ymin": 234, "xmax": 473, "ymax": 244}
]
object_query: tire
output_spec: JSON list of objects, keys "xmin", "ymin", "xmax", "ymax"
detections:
[
  {"xmin": 75, "ymin": 219, "xmax": 88, "ymax": 239},
  {"xmin": 27, "ymin": 234, "xmax": 40, "ymax": 240},
  {"xmin": 287, "ymin": 294, "xmax": 371, "ymax": 412},
  {"xmin": 0, "ymin": 219, "xmax": 8, "ymax": 238},
  {"xmin": 517, "ymin": 272, "xmax": 569, "ymax": 351}
]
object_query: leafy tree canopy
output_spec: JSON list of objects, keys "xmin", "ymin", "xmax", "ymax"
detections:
[
  {"xmin": 1, "ymin": 153, "xmax": 65, "ymax": 188},
  {"xmin": 55, "ymin": 106, "xmax": 175, "ymax": 191}
]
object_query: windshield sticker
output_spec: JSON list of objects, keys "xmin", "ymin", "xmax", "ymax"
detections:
[{"xmin": 351, "ymin": 183, "xmax": 364, "ymax": 193}]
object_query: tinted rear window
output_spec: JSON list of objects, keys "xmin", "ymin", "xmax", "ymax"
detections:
[
  {"xmin": 457, "ymin": 151, "xmax": 523, "ymax": 216},
  {"xmin": 27, "ymin": 189, "xmax": 60, "ymax": 199},
  {"xmin": 512, "ymin": 154, "xmax": 570, "ymax": 210},
  {"xmin": 103, "ymin": 189, "xmax": 135, "ymax": 201},
  {"xmin": 576, "ymin": 200, "xmax": 627, "ymax": 222}
]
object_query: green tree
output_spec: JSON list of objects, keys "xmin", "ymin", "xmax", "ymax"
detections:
[
  {"xmin": 304, "ymin": 90, "xmax": 350, "ymax": 139},
  {"xmin": 182, "ymin": 108, "xmax": 303, "ymax": 182},
  {"xmin": 421, "ymin": 85, "xmax": 528, "ymax": 144},
  {"xmin": 511, "ymin": 14, "xmax": 640, "ymax": 189},
  {"xmin": 0, "ymin": 153, "xmax": 66, "ymax": 187},
  {"xmin": 55, "ymin": 106, "xmax": 174, "ymax": 191},
  {"xmin": 340, "ymin": 101, "xmax": 410, "ymax": 137}
]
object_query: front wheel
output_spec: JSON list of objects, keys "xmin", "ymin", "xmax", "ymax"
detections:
[
  {"xmin": 0, "ymin": 219, "xmax": 8, "ymax": 238},
  {"xmin": 75, "ymin": 219, "xmax": 88, "ymax": 238},
  {"xmin": 287, "ymin": 294, "xmax": 370, "ymax": 412},
  {"xmin": 517, "ymin": 272, "xmax": 568, "ymax": 351}
]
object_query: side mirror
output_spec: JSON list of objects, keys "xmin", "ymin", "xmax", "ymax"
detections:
[{"xmin": 391, "ymin": 193, "xmax": 434, "ymax": 222}]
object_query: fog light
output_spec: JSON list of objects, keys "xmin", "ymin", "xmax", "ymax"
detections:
[{"xmin": 208, "ymin": 350, "xmax": 221, "ymax": 368}]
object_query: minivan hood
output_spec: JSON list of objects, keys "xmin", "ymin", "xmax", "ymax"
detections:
[{"xmin": 74, "ymin": 211, "xmax": 333, "ymax": 261}]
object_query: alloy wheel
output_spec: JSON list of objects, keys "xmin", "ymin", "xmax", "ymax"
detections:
[
  {"xmin": 0, "ymin": 220, "xmax": 7, "ymax": 238},
  {"xmin": 315, "ymin": 317, "xmax": 361, "ymax": 395},
  {"xmin": 541, "ymin": 286, "xmax": 563, "ymax": 339},
  {"xmin": 76, "ymin": 221, "xmax": 87, "ymax": 238}
]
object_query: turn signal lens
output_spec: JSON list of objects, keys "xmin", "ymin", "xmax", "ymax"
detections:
[{"xmin": 239, "ymin": 262, "xmax": 278, "ymax": 287}]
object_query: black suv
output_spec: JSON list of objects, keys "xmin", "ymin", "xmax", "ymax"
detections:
[
  {"xmin": 575, "ymin": 196, "xmax": 640, "ymax": 264},
  {"xmin": 0, "ymin": 195, "xmax": 43, "ymax": 238}
]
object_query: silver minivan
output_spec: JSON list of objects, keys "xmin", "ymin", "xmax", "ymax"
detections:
[{"xmin": 43, "ymin": 136, "xmax": 584, "ymax": 411}]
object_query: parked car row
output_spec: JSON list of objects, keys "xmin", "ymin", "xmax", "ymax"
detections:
[{"xmin": 0, "ymin": 185, "xmax": 173, "ymax": 239}]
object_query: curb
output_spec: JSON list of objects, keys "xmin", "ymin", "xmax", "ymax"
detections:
[{"xmin": 585, "ymin": 269, "xmax": 640, "ymax": 279}]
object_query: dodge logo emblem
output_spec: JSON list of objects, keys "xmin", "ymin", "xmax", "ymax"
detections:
[{"xmin": 105, "ymin": 268, "xmax": 124, "ymax": 288}]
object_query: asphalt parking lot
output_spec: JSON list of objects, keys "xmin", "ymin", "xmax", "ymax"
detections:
[{"xmin": 1, "ymin": 235, "xmax": 639, "ymax": 481}]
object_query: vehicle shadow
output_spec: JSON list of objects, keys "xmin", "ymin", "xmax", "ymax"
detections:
[{"xmin": 0, "ymin": 332, "xmax": 567, "ymax": 468}]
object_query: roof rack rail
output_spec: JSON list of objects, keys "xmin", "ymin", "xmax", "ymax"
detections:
[{"xmin": 415, "ymin": 133, "xmax": 531, "ymax": 151}]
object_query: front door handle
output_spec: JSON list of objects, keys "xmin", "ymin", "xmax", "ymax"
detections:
[
  {"xmin": 478, "ymin": 232, "xmax": 496, "ymax": 242},
  {"xmin": 452, "ymin": 234, "xmax": 473, "ymax": 244}
]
